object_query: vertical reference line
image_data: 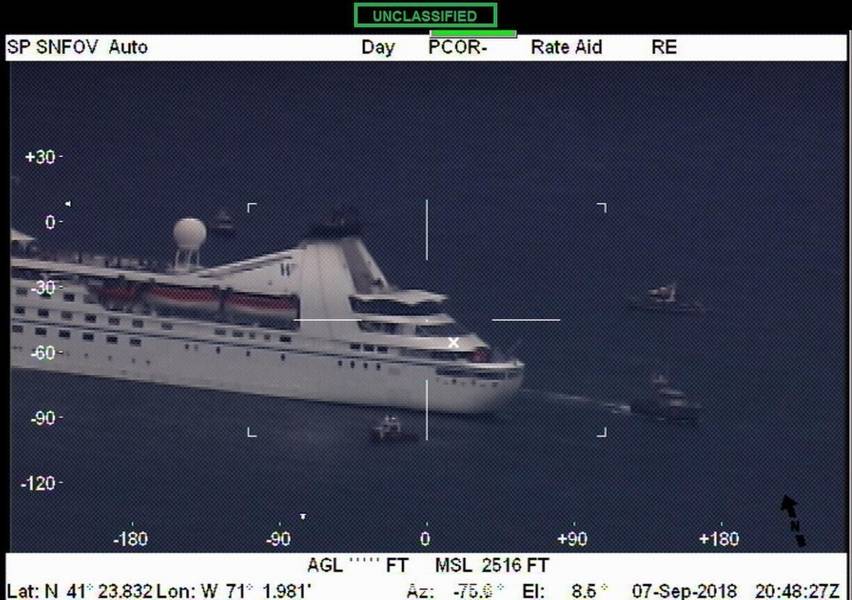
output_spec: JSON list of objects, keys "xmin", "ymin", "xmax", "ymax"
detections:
[
  {"xmin": 425, "ymin": 198, "xmax": 429, "ymax": 261},
  {"xmin": 425, "ymin": 379, "xmax": 429, "ymax": 441}
]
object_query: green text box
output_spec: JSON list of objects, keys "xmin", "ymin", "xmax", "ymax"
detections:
[{"xmin": 354, "ymin": 3, "xmax": 498, "ymax": 29}]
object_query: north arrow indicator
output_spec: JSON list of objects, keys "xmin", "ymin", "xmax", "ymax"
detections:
[{"xmin": 780, "ymin": 495, "xmax": 797, "ymax": 518}]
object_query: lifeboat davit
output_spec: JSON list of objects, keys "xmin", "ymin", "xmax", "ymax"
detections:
[
  {"xmin": 223, "ymin": 292, "xmax": 299, "ymax": 320},
  {"xmin": 144, "ymin": 285, "xmax": 220, "ymax": 313}
]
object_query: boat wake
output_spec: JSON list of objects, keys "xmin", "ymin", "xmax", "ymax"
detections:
[{"xmin": 519, "ymin": 388, "xmax": 631, "ymax": 414}]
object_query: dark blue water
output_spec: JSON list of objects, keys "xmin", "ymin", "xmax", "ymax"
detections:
[{"xmin": 9, "ymin": 62, "xmax": 847, "ymax": 552}]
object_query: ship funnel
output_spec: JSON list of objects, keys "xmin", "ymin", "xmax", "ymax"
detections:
[{"xmin": 173, "ymin": 217, "xmax": 207, "ymax": 272}]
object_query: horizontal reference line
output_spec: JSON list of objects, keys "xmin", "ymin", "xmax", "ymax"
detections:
[
  {"xmin": 294, "ymin": 318, "xmax": 361, "ymax": 322},
  {"xmin": 490, "ymin": 318, "xmax": 561, "ymax": 322}
]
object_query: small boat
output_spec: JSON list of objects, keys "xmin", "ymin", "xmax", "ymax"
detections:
[
  {"xmin": 370, "ymin": 416, "xmax": 418, "ymax": 442},
  {"xmin": 627, "ymin": 282, "xmax": 705, "ymax": 314},
  {"xmin": 210, "ymin": 209, "xmax": 236, "ymax": 236},
  {"xmin": 631, "ymin": 374, "xmax": 702, "ymax": 421}
]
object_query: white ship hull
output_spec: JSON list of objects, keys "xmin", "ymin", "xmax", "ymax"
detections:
[
  {"xmin": 11, "ymin": 318, "xmax": 522, "ymax": 413},
  {"xmin": 11, "ymin": 220, "xmax": 525, "ymax": 414}
]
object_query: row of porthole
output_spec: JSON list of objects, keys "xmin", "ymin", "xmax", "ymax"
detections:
[
  {"xmin": 13, "ymin": 324, "xmax": 143, "ymax": 346},
  {"xmin": 200, "ymin": 343, "xmax": 287, "ymax": 361},
  {"xmin": 14, "ymin": 305, "xmax": 146, "ymax": 328},
  {"xmin": 12, "ymin": 324, "xmax": 289, "ymax": 362},
  {"xmin": 15, "ymin": 286, "xmax": 94, "ymax": 304},
  {"xmin": 13, "ymin": 324, "xmax": 293, "ymax": 366},
  {"xmin": 14, "ymin": 305, "xmax": 295, "ymax": 343},
  {"xmin": 436, "ymin": 376, "xmax": 500, "ymax": 388},
  {"xmin": 337, "ymin": 359, "xmax": 382, "ymax": 371},
  {"xmin": 348, "ymin": 342, "xmax": 390, "ymax": 353},
  {"xmin": 11, "ymin": 337, "xmax": 153, "ymax": 367}
]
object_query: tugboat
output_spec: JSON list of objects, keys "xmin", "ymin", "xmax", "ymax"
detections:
[
  {"xmin": 627, "ymin": 282, "xmax": 705, "ymax": 314},
  {"xmin": 630, "ymin": 374, "xmax": 702, "ymax": 422},
  {"xmin": 210, "ymin": 208, "xmax": 236, "ymax": 236},
  {"xmin": 370, "ymin": 416, "xmax": 418, "ymax": 442}
]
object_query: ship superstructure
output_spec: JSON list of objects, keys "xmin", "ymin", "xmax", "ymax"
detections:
[{"xmin": 10, "ymin": 217, "xmax": 523, "ymax": 413}]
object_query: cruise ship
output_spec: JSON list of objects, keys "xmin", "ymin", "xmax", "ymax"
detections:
[{"xmin": 10, "ymin": 214, "xmax": 524, "ymax": 413}]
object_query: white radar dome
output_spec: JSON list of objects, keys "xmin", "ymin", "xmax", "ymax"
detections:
[{"xmin": 173, "ymin": 218, "xmax": 207, "ymax": 250}]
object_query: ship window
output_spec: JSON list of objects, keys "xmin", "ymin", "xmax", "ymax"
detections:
[
  {"xmin": 83, "ymin": 294, "xmax": 97, "ymax": 304},
  {"xmin": 377, "ymin": 346, "xmax": 388, "ymax": 353},
  {"xmin": 184, "ymin": 343, "xmax": 190, "ymax": 350},
  {"xmin": 215, "ymin": 329, "xmax": 226, "ymax": 336},
  {"xmin": 215, "ymin": 347, "xmax": 221, "ymax": 354},
  {"xmin": 37, "ymin": 308, "xmax": 49, "ymax": 317},
  {"xmin": 349, "ymin": 297, "xmax": 446, "ymax": 316},
  {"xmin": 363, "ymin": 362, "xmax": 369, "ymax": 369},
  {"xmin": 400, "ymin": 348, "xmax": 432, "ymax": 358},
  {"xmin": 246, "ymin": 350, "xmax": 251, "ymax": 357},
  {"xmin": 61, "ymin": 311, "xmax": 73, "ymax": 320},
  {"xmin": 14, "ymin": 306, "xmax": 25, "ymax": 315},
  {"xmin": 63, "ymin": 293, "xmax": 75, "ymax": 301},
  {"xmin": 350, "ymin": 343, "xmax": 361, "ymax": 350},
  {"xmin": 161, "ymin": 322, "xmax": 173, "ymax": 330},
  {"xmin": 415, "ymin": 323, "xmax": 470, "ymax": 337},
  {"xmin": 132, "ymin": 319, "xmax": 143, "ymax": 328},
  {"xmin": 106, "ymin": 336, "xmax": 118, "ymax": 344},
  {"xmin": 35, "ymin": 327, "xmax": 47, "ymax": 336},
  {"xmin": 364, "ymin": 344, "xmax": 375, "ymax": 352},
  {"xmin": 350, "ymin": 361, "xmax": 355, "ymax": 368},
  {"xmin": 279, "ymin": 335, "xmax": 291, "ymax": 343},
  {"xmin": 431, "ymin": 350, "xmax": 465, "ymax": 361},
  {"xmin": 337, "ymin": 360, "xmax": 343, "ymax": 367},
  {"xmin": 12, "ymin": 325, "xmax": 23, "ymax": 333},
  {"xmin": 59, "ymin": 330, "xmax": 70, "ymax": 338},
  {"xmin": 357, "ymin": 321, "xmax": 399, "ymax": 334},
  {"xmin": 108, "ymin": 317, "xmax": 120, "ymax": 325},
  {"xmin": 248, "ymin": 332, "xmax": 256, "ymax": 339},
  {"xmin": 474, "ymin": 371, "xmax": 506, "ymax": 380},
  {"xmin": 16, "ymin": 287, "xmax": 28, "ymax": 296},
  {"xmin": 263, "ymin": 334, "xmax": 271, "ymax": 341},
  {"xmin": 130, "ymin": 338, "xmax": 141, "ymax": 347},
  {"xmin": 436, "ymin": 368, "xmax": 469, "ymax": 378},
  {"xmin": 376, "ymin": 363, "xmax": 381, "ymax": 370},
  {"xmin": 232, "ymin": 331, "xmax": 244, "ymax": 338},
  {"xmin": 280, "ymin": 353, "xmax": 286, "ymax": 361},
  {"xmin": 82, "ymin": 333, "xmax": 94, "ymax": 341},
  {"xmin": 85, "ymin": 314, "xmax": 97, "ymax": 323}
]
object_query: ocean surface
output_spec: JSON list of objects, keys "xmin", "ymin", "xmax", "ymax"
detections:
[{"xmin": 9, "ymin": 62, "xmax": 847, "ymax": 552}]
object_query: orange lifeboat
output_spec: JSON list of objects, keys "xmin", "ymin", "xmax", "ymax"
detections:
[
  {"xmin": 223, "ymin": 293, "xmax": 299, "ymax": 321},
  {"xmin": 90, "ymin": 280, "xmax": 140, "ymax": 306},
  {"xmin": 144, "ymin": 285, "xmax": 220, "ymax": 313}
]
